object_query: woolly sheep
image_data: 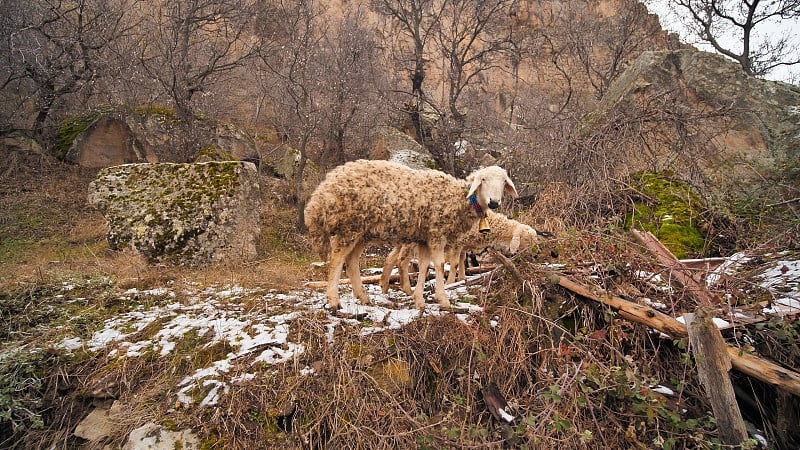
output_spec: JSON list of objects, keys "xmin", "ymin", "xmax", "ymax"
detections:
[
  {"xmin": 304, "ymin": 159, "xmax": 517, "ymax": 310},
  {"xmin": 380, "ymin": 212, "xmax": 539, "ymax": 295}
]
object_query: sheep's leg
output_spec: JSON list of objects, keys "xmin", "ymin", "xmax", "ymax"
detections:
[
  {"xmin": 429, "ymin": 240, "xmax": 452, "ymax": 310},
  {"xmin": 326, "ymin": 236, "xmax": 358, "ymax": 309},
  {"xmin": 445, "ymin": 246, "xmax": 459, "ymax": 285},
  {"xmin": 346, "ymin": 242, "xmax": 369, "ymax": 305},
  {"xmin": 380, "ymin": 247, "xmax": 401, "ymax": 294},
  {"xmin": 398, "ymin": 245, "xmax": 414, "ymax": 295},
  {"xmin": 457, "ymin": 247, "xmax": 467, "ymax": 281},
  {"xmin": 413, "ymin": 245, "xmax": 431, "ymax": 310}
]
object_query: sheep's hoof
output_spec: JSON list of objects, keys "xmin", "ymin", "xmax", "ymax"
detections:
[
  {"xmin": 325, "ymin": 300, "xmax": 341, "ymax": 311},
  {"xmin": 438, "ymin": 303, "xmax": 453, "ymax": 312}
]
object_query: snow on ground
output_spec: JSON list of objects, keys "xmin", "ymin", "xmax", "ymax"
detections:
[
  {"xmin": 755, "ymin": 256, "xmax": 800, "ymax": 314},
  {"xmin": 59, "ymin": 273, "xmax": 488, "ymax": 407}
]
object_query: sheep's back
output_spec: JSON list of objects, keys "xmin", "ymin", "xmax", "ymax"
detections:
[{"xmin": 304, "ymin": 160, "xmax": 473, "ymax": 245}]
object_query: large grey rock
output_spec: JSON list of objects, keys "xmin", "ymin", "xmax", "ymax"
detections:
[
  {"xmin": 599, "ymin": 49, "xmax": 800, "ymax": 177},
  {"xmin": 88, "ymin": 161, "xmax": 261, "ymax": 266},
  {"xmin": 370, "ymin": 126, "xmax": 437, "ymax": 170},
  {"xmin": 123, "ymin": 422, "xmax": 200, "ymax": 450}
]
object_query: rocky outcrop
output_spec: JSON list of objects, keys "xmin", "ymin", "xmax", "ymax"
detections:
[
  {"xmin": 123, "ymin": 422, "xmax": 200, "ymax": 450},
  {"xmin": 370, "ymin": 126, "xmax": 436, "ymax": 170},
  {"xmin": 599, "ymin": 49, "xmax": 800, "ymax": 179},
  {"xmin": 88, "ymin": 161, "xmax": 261, "ymax": 266},
  {"xmin": 62, "ymin": 108, "xmax": 260, "ymax": 167},
  {"xmin": 65, "ymin": 115, "xmax": 157, "ymax": 168}
]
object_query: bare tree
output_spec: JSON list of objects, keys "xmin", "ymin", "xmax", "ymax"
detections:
[
  {"xmin": 566, "ymin": 1, "xmax": 662, "ymax": 99},
  {"xmin": 430, "ymin": 0, "xmax": 513, "ymax": 173},
  {"xmin": 255, "ymin": 0, "xmax": 327, "ymax": 230},
  {"xmin": 136, "ymin": 0, "xmax": 256, "ymax": 159},
  {"xmin": 317, "ymin": 6, "xmax": 384, "ymax": 167},
  {"xmin": 372, "ymin": 0, "xmax": 444, "ymax": 143},
  {"xmin": 0, "ymin": 0, "xmax": 128, "ymax": 145},
  {"xmin": 671, "ymin": 0, "xmax": 800, "ymax": 76}
]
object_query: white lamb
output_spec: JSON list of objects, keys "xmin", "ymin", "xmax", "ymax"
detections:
[
  {"xmin": 380, "ymin": 212, "xmax": 539, "ymax": 295},
  {"xmin": 304, "ymin": 159, "xmax": 517, "ymax": 310}
]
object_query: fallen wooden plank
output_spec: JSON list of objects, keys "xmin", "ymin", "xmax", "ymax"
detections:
[
  {"xmin": 552, "ymin": 272, "xmax": 689, "ymax": 338},
  {"xmin": 632, "ymin": 229, "xmax": 721, "ymax": 305},
  {"xmin": 686, "ymin": 310, "xmax": 748, "ymax": 446},
  {"xmin": 303, "ymin": 266, "xmax": 498, "ymax": 289},
  {"xmin": 548, "ymin": 270, "xmax": 800, "ymax": 397}
]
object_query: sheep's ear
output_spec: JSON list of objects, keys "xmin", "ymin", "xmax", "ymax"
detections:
[
  {"xmin": 467, "ymin": 177, "xmax": 482, "ymax": 198},
  {"xmin": 504, "ymin": 177, "xmax": 519, "ymax": 198}
]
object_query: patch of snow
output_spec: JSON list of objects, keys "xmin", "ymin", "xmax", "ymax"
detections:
[
  {"xmin": 58, "ymin": 337, "xmax": 83, "ymax": 350},
  {"xmin": 706, "ymin": 252, "xmax": 750, "ymax": 287},
  {"xmin": 651, "ymin": 385, "xmax": 674, "ymax": 396},
  {"xmin": 77, "ymin": 278, "xmax": 488, "ymax": 408},
  {"xmin": 497, "ymin": 407, "xmax": 515, "ymax": 422},
  {"xmin": 674, "ymin": 315, "xmax": 729, "ymax": 329},
  {"xmin": 642, "ymin": 298, "xmax": 668, "ymax": 310}
]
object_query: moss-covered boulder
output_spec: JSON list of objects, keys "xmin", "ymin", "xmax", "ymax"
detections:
[
  {"xmin": 625, "ymin": 173, "xmax": 708, "ymax": 259},
  {"xmin": 88, "ymin": 162, "xmax": 261, "ymax": 265}
]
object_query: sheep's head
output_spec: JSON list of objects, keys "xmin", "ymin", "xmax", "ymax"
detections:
[
  {"xmin": 466, "ymin": 166, "xmax": 518, "ymax": 211},
  {"xmin": 509, "ymin": 224, "xmax": 539, "ymax": 253}
]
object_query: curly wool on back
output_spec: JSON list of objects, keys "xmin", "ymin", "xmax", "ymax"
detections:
[
  {"xmin": 304, "ymin": 159, "xmax": 517, "ymax": 310},
  {"xmin": 305, "ymin": 160, "xmax": 475, "ymax": 250}
]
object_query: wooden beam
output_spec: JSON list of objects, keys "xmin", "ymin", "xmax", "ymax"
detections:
[
  {"xmin": 631, "ymin": 229, "xmax": 721, "ymax": 305},
  {"xmin": 686, "ymin": 310, "xmax": 748, "ymax": 446},
  {"xmin": 548, "ymin": 271, "xmax": 800, "ymax": 397}
]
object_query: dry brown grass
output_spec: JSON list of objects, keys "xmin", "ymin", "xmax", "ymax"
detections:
[{"xmin": 2, "ymin": 156, "xmax": 798, "ymax": 449}]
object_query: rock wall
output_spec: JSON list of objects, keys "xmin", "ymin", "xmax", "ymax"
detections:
[
  {"xmin": 599, "ymin": 49, "xmax": 800, "ymax": 178},
  {"xmin": 88, "ymin": 161, "xmax": 261, "ymax": 266}
]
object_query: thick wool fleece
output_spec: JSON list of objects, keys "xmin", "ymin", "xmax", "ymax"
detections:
[
  {"xmin": 305, "ymin": 160, "xmax": 479, "ymax": 251},
  {"xmin": 381, "ymin": 211, "xmax": 538, "ymax": 293},
  {"xmin": 304, "ymin": 159, "xmax": 516, "ymax": 310}
]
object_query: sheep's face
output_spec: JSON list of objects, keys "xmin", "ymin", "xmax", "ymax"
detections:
[
  {"xmin": 510, "ymin": 225, "xmax": 539, "ymax": 253},
  {"xmin": 467, "ymin": 166, "xmax": 518, "ymax": 211}
]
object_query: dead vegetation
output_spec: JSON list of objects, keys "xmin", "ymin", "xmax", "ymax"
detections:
[{"xmin": 1, "ymin": 156, "xmax": 799, "ymax": 449}]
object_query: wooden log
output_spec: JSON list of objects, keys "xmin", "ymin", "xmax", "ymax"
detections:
[
  {"xmin": 303, "ymin": 266, "xmax": 498, "ymax": 289},
  {"xmin": 686, "ymin": 310, "xmax": 748, "ymax": 446},
  {"xmin": 551, "ymin": 272, "xmax": 688, "ymax": 338},
  {"xmin": 631, "ymin": 229, "xmax": 721, "ymax": 305},
  {"xmin": 548, "ymin": 271, "xmax": 800, "ymax": 397}
]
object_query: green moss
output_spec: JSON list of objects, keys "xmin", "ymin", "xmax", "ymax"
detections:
[
  {"xmin": 100, "ymin": 162, "xmax": 245, "ymax": 264},
  {"xmin": 53, "ymin": 110, "xmax": 104, "ymax": 159},
  {"xmin": 624, "ymin": 172, "xmax": 708, "ymax": 258},
  {"xmin": 196, "ymin": 145, "xmax": 234, "ymax": 162},
  {"xmin": 134, "ymin": 104, "xmax": 176, "ymax": 120}
]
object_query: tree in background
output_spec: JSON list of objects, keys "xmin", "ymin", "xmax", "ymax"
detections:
[
  {"xmin": 567, "ymin": 1, "xmax": 662, "ymax": 99},
  {"xmin": 670, "ymin": 0, "xmax": 800, "ymax": 77},
  {"xmin": 0, "ymin": 0, "xmax": 128, "ymax": 146},
  {"xmin": 372, "ymin": 0, "xmax": 444, "ymax": 145},
  {"xmin": 136, "ymin": 0, "xmax": 256, "ymax": 160},
  {"xmin": 317, "ymin": 6, "xmax": 384, "ymax": 167},
  {"xmin": 431, "ymin": 0, "xmax": 513, "ymax": 174},
  {"xmin": 255, "ymin": 0, "xmax": 327, "ymax": 230}
]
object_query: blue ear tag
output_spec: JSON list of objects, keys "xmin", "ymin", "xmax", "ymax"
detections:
[{"xmin": 468, "ymin": 193, "xmax": 483, "ymax": 214}]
